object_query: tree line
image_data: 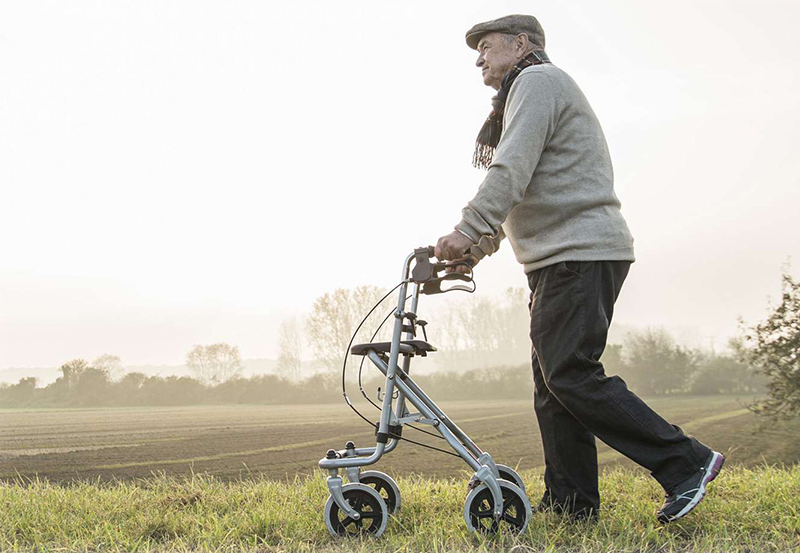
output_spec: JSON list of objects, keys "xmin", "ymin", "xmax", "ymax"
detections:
[
  {"xmin": 1, "ymin": 269, "xmax": 797, "ymax": 420},
  {"xmin": 0, "ymin": 331, "xmax": 766, "ymax": 408}
]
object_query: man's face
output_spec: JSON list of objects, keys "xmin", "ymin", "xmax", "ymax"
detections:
[{"xmin": 475, "ymin": 32, "xmax": 522, "ymax": 91}]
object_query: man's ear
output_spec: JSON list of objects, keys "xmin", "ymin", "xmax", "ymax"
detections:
[{"xmin": 515, "ymin": 33, "xmax": 530, "ymax": 56}]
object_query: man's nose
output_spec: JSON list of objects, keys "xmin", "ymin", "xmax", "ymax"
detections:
[{"xmin": 475, "ymin": 54, "xmax": 485, "ymax": 67}]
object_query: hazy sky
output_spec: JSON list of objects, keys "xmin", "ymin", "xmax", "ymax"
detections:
[{"xmin": 2, "ymin": 0, "xmax": 798, "ymax": 369}]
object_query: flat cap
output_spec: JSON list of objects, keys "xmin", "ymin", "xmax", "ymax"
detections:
[{"xmin": 465, "ymin": 14, "xmax": 546, "ymax": 50}]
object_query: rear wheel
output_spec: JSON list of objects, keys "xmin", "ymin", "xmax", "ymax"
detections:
[
  {"xmin": 359, "ymin": 470, "xmax": 401, "ymax": 514},
  {"xmin": 496, "ymin": 464, "xmax": 526, "ymax": 494},
  {"xmin": 463, "ymin": 479, "xmax": 531, "ymax": 535}
]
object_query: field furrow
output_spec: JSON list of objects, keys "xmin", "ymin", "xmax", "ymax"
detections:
[{"xmin": 2, "ymin": 396, "xmax": 798, "ymax": 484}]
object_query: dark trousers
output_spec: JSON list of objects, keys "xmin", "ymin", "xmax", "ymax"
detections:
[{"xmin": 527, "ymin": 260, "xmax": 711, "ymax": 517}]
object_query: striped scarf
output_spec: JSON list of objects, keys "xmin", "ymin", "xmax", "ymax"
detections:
[{"xmin": 473, "ymin": 50, "xmax": 551, "ymax": 169}]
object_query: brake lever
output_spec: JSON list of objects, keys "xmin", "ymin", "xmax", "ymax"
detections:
[
  {"xmin": 443, "ymin": 284, "xmax": 475, "ymax": 293},
  {"xmin": 421, "ymin": 273, "xmax": 476, "ymax": 295}
]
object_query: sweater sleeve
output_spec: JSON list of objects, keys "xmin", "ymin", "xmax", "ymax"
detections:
[
  {"xmin": 455, "ymin": 71, "xmax": 559, "ymax": 244},
  {"xmin": 460, "ymin": 225, "xmax": 506, "ymax": 260}
]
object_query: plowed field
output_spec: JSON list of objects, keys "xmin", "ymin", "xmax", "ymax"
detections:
[{"xmin": 2, "ymin": 396, "xmax": 797, "ymax": 483}]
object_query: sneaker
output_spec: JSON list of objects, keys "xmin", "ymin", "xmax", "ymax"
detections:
[{"xmin": 657, "ymin": 451, "xmax": 725, "ymax": 523}]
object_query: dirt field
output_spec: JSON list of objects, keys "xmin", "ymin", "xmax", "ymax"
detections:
[{"xmin": 1, "ymin": 395, "xmax": 798, "ymax": 483}]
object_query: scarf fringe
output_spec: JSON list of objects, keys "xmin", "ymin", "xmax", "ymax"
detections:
[{"xmin": 473, "ymin": 143, "xmax": 496, "ymax": 170}]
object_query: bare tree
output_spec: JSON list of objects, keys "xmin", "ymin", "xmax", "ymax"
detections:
[
  {"xmin": 92, "ymin": 354, "xmax": 125, "ymax": 381},
  {"xmin": 497, "ymin": 287, "xmax": 531, "ymax": 356},
  {"xmin": 277, "ymin": 317, "xmax": 304, "ymax": 381},
  {"xmin": 59, "ymin": 359, "xmax": 90, "ymax": 389},
  {"xmin": 306, "ymin": 286, "xmax": 389, "ymax": 373},
  {"xmin": 433, "ymin": 287, "xmax": 531, "ymax": 370},
  {"xmin": 429, "ymin": 303, "xmax": 463, "ymax": 352},
  {"xmin": 186, "ymin": 343, "xmax": 243, "ymax": 384}
]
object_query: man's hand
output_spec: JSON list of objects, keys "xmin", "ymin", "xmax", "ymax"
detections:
[
  {"xmin": 435, "ymin": 230, "xmax": 477, "ymax": 274},
  {"xmin": 435, "ymin": 230, "xmax": 473, "ymax": 261},
  {"xmin": 446, "ymin": 253, "xmax": 480, "ymax": 274}
]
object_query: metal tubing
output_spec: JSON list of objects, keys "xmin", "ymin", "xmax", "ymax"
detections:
[
  {"xmin": 395, "ymin": 281, "xmax": 420, "ymax": 422},
  {"xmin": 396, "ymin": 356, "xmax": 411, "ymax": 420},
  {"xmin": 391, "ymin": 375, "xmax": 482, "ymax": 472},
  {"xmin": 399, "ymin": 373, "xmax": 483, "ymax": 458},
  {"xmin": 375, "ymin": 361, "xmax": 398, "ymax": 436},
  {"xmin": 409, "ymin": 280, "xmax": 421, "ymax": 315},
  {"xmin": 364, "ymin": 351, "xmax": 480, "ymax": 462},
  {"xmin": 399, "ymin": 251, "xmax": 415, "ymax": 282},
  {"xmin": 361, "ymin": 349, "xmax": 481, "ymax": 472},
  {"xmin": 377, "ymin": 253, "xmax": 415, "ymax": 435},
  {"xmin": 353, "ymin": 438, "xmax": 398, "ymax": 457},
  {"xmin": 473, "ymin": 465, "xmax": 504, "ymax": 519},
  {"xmin": 318, "ymin": 442, "xmax": 387, "ymax": 470},
  {"xmin": 319, "ymin": 436, "xmax": 400, "ymax": 470},
  {"xmin": 327, "ymin": 475, "xmax": 360, "ymax": 519},
  {"xmin": 321, "ymin": 251, "xmax": 478, "ymax": 473},
  {"xmin": 477, "ymin": 452, "xmax": 500, "ymax": 479}
]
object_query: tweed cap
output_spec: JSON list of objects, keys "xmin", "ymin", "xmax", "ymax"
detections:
[{"xmin": 465, "ymin": 14, "xmax": 546, "ymax": 50}]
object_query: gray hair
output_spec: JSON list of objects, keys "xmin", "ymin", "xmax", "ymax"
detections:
[{"xmin": 502, "ymin": 32, "xmax": 542, "ymax": 53}]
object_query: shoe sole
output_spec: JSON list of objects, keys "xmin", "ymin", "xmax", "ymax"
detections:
[{"xmin": 660, "ymin": 451, "xmax": 725, "ymax": 523}]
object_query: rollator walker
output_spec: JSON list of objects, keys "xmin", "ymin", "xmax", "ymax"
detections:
[{"xmin": 318, "ymin": 246, "xmax": 531, "ymax": 537}]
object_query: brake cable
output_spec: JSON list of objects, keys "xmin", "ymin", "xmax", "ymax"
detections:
[
  {"xmin": 340, "ymin": 282, "xmax": 404, "ymax": 428},
  {"xmin": 356, "ymin": 299, "xmax": 448, "ymax": 442},
  {"xmin": 341, "ymin": 283, "xmax": 460, "ymax": 456}
]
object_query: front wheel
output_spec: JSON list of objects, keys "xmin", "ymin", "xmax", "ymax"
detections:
[
  {"xmin": 324, "ymin": 483, "xmax": 388, "ymax": 538},
  {"xmin": 463, "ymin": 479, "xmax": 531, "ymax": 536}
]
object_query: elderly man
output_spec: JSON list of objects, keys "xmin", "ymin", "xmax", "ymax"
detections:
[{"xmin": 434, "ymin": 14, "xmax": 724, "ymax": 523}]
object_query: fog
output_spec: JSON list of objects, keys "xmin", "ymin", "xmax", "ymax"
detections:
[{"xmin": 2, "ymin": 0, "xmax": 798, "ymax": 373}]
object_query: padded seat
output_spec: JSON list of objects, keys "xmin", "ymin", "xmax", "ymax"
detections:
[{"xmin": 350, "ymin": 340, "xmax": 437, "ymax": 357}]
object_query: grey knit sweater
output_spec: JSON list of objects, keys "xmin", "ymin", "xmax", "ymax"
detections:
[{"xmin": 456, "ymin": 63, "xmax": 635, "ymax": 273}]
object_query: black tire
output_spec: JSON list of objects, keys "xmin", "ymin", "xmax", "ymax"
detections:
[
  {"xmin": 324, "ymin": 483, "xmax": 388, "ymax": 538},
  {"xmin": 463, "ymin": 480, "xmax": 531, "ymax": 535},
  {"xmin": 496, "ymin": 464, "xmax": 526, "ymax": 494},
  {"xmin": 359, "ymin": 471, "xmax": 401, "ymax": 514}
]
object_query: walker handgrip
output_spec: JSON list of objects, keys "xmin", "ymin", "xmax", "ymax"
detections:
[
  {"xmin": 441, "ymin": 272, "xmax": 471, "ymax": 282},
  {"xmin": 412, "ymin": 248, "xmax": 474, "ymax": 286}
]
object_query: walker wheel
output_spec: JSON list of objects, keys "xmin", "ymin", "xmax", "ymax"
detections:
[
  {"xmin": 496, "ymin": 464, "xmax": 526, "ymax": 494},
  {"xmin": 463, "ymin": 480, "xmax": 531, "ymax": 535},
  {"xmin": 359, "ymin": 470, "xmax": 401, "ymax": 514},
  {"xmin": 324, "ymin": 483, "xmax": 389, "ymax": 538}
]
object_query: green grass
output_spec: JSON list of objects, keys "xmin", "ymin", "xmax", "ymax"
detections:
[
  {"xmin": 2, "ymin": 464, "xmax": 798, "ymax": 552},
  {"xmin": 3, "ymin": 397, "xmax": 799, "ymax": 551}
]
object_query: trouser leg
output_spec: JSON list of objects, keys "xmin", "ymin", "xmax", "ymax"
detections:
[
  {"xmin": 532, "ymin": 347, "xmax": 600, "ymax": 517},
  {"xmin": 527, "ymin": 261, "xmax": 711, "ymax": 501}
]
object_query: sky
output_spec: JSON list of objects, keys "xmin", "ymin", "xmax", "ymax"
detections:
[{"xmin": 1, "ymin": 0, "xmax": 799, "ymax": 370}]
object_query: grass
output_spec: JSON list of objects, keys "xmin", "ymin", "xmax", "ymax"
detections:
[
  {"xmin": 3, "ymin": 397, "xmax": 799, "ymax": 550},
  {"xmin": 1, "ymin": 464, "xmax": 798, "ymax": 552}
]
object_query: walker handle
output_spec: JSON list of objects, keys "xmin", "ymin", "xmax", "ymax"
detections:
[
  {"xmin": 411, "ymin": 246, "xmax": 437, "ymax": 282},
  {"xmin": 411, "ymin": 246, "xmax": 475, "ymax": 288}
]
